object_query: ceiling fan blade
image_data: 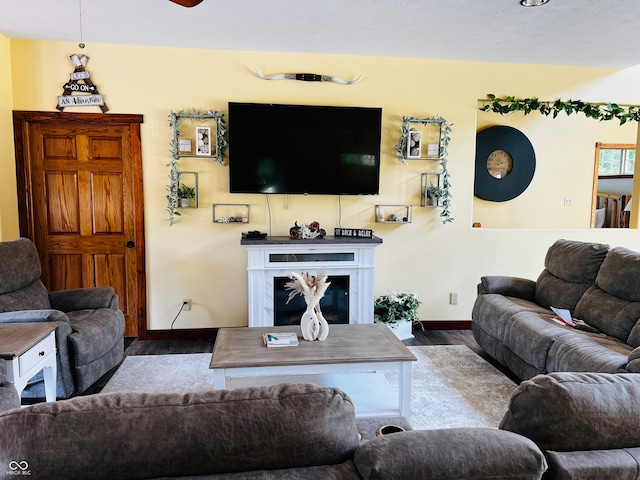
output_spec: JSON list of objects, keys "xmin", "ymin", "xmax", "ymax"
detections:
[{"xmin": 169, "ymin": 0, "xmax": 204, "ymax": 7}]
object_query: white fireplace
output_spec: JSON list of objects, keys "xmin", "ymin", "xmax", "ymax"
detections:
[{"xmin": 241, "ymin": 236, "xmax": 382, "ymax": 327}]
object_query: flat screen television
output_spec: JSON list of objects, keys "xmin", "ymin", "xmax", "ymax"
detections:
[{"xmin": 228, "ymin": 102, "xmax": 382, "ymax": 195}]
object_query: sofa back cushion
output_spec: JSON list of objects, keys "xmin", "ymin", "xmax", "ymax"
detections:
[
  {"xmin": 0, "ymin": 238, "xmax": 50, "ymax": 312},
  {"xmin": 500, "ymin": 372, "xmax": 640, "ymax": 451},
  {"xmin": 575, "ymin": 247, "xmax": 640, "ymax": 346},
  {"xmin": 0, "ymin": 383, "xmax": 360, "ymax": 479},
  {"xmin": 535, "ymin": 239, "xmax": 609, "ymax": 310}
]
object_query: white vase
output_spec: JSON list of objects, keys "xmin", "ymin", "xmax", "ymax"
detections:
[
  {"xmin": 376, "ymin": 319, "xmax": 414, "ymax": 340},
  {"xmin": 179, "ymin": 198, "xmax": 190, "ymax": 208}
]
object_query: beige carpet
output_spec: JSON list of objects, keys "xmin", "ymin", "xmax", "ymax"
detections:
[{"xmin": 102, "ymin": 345, "xmax": 516, "ymax": 430}]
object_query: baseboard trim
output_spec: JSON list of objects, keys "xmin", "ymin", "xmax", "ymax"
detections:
[
  {"xmin": 415, "ymin": 320, "xmax": 472, "ymax": 331},
  {"xmin": 144, "ymin": 328, "xmax": 219, "ymax": 340}
]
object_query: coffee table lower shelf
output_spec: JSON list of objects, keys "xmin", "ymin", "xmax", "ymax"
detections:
[{"xmin": 225, "ymin": 372, "xmax": 401, "ymax": 417}]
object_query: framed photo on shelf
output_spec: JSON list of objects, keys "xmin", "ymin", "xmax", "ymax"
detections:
[
  {"xmin": 195, "ymin": 126, "xmax": 211, "ymax": 156},
  {"xmin": 407, "ymin": 130, "xmax": 422, "ymax": 159}
]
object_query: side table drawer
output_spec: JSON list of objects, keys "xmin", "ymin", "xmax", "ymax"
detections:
[{"xmin": 18, "ymin": 331, "xmax": 55, "ymax": 376}]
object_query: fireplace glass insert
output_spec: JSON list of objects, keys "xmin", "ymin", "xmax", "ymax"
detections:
[{"xmin": 274, "ymin": 275, "xmax": 349, "ymax": 326}]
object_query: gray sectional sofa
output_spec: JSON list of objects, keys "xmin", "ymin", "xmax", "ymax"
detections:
[
  {"xmin": 501, "ymin": 371, "xmax": 640, "ymax": 480},
  {"xmin": 0, "ymin": 383, "xmax": 547, "ymax": 480},
  {"xmin": 472, "ymin": 239, "xmax": 640, "ymax": 380}
]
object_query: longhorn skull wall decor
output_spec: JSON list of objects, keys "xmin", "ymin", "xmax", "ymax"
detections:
[{"xmin": 255, "ymin": 67, "xmax": 363, "ymax": 85}]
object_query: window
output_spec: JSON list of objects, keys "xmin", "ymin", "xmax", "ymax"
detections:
[{"xmin": 597, "ymin": 143, "xmax": 636, "ymax": 177}]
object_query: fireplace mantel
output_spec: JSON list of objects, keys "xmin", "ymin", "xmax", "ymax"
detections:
[{"xmin": 241, "ymin": 236, "xmax": 383, "ymax": 327}]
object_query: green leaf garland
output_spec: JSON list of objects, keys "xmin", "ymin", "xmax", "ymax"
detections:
[{"xmin": 479, "ymin": 94, "xmax": 640, "ymax": 125}]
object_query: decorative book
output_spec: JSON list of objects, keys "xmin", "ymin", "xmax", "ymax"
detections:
[{"xmin": 263, "ymin": 332, "xmax": 299, "ymax": 347}]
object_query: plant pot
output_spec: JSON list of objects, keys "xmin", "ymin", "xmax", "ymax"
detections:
[
  {"xmin": 375, "ymin": 319, "xmax": 414, "ymax": 341},
  {"xmin": 179, "ymin": 198, "xmax": 190, "ymax": 208}
]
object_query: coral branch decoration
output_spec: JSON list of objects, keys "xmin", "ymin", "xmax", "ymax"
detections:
[{"xmin": 285, "ymin": 272, "xmax": 331, "ymax": 341}]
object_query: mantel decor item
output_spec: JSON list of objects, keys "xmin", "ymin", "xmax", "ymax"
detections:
[
  {"xmin": 166, "ymin": 109, "xmax": 227, "ymax": 225},
  {"xmin": 395, "ymin": 115, "xmax": 453, "ymax": 224},
  {"xmin": 284, "ymin": 272, "xmax": 331, "ymax": 341},
  {"xmin": 289, "ymin": 221, "xmax": 326, "ymax": 239}
]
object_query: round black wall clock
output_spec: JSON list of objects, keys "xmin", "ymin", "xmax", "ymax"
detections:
[{"xmin": 474, "ymin": 125, "xmax": 536, "ymax": 202}]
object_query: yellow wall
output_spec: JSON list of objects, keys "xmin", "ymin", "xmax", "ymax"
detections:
[
  {"xmin": 7, "ymin": 39, "xmax": 640, "ymax": 330},
  {"xmin": 0, "ymin": 34, "xmax": 19, "ymax": 241}
]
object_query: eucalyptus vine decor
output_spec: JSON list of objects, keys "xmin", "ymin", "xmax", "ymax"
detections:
[
  {"xmin": 167, "ymin": 109, "xmax": 227, "ymax": 225},
  {"xmin": 479, "ymin": 94, "xmax": 640, "ymax": 125},
  {"xmin": 395, "ymin": 115, "xmax": 453, "ymax": 224}
]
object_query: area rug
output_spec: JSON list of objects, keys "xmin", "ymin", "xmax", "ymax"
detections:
[{"xmin": 101, "ymin": 345, "xmax": 516, "ymax": 430}]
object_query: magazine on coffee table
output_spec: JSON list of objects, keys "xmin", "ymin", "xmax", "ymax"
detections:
[{"xmin": 263, "ymin": 332, "xmax": 299, "ymax": 347}]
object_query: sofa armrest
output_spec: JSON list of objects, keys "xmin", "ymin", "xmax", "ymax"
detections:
[
  {"xmin": 478, "ymin": 275, "xmax": 537, "ymax": 301},
  {"xmin": 0, "ymin": 309, "xmax": 69, "ymax": 325},
  {"xmin": 627, "ymin": 347, "xmax": 640, "ymax": 372},
  {"xmin": 49, "ymin": 287, "xmax": 119, "ymax": 312},
  {"xmin": 354, "ymin": 428, "xmax": 547, "ymax": 480}
]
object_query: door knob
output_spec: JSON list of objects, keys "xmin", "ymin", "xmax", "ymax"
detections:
[{"xmin": 125, "ymin": 241, "xmax": 135, "ymax": 248}]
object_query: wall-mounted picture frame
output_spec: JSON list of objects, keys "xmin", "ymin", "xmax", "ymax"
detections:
[
  {"xmin": 407, "ymin": 129, "xmax": 422, "ymax": 158},
  {"xmin": 195, "ymin": 126, "xmax": 211, "ymax": 156}
]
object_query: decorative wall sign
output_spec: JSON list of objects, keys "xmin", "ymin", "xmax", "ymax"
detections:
[
  {"xmin": 334, "ymin": 228, "xmax": 374, "ymax": 238},
  {"xmin": 57, "ymin": 54, "xmax": 108, "ymax": 113},
  {"xmin": 255, "ymin": 67, "xmax": 363, "ymax": 85}
]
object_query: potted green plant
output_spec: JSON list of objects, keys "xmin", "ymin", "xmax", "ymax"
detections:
[
  {"xmin": 178, "ymin": 184, "xmax": 196, "ymax": 208},
  {"xmin": 425, "ymin": 185, "xmax": 445, "ymax": 207},
  {"xmin": 374, "ymin": 291, "xmax": 421, "ymax": 340}
]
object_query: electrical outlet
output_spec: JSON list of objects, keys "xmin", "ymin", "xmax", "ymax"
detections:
[
  {"xmin": 564, "ymin": 197, "xmax": 573, "ymax": 207},
  {"xmin": 182, "ymin": 298, "xmax": 192, "ymax": 311},
  {"xmin": 449, "ymin": 292, "xmax": 459, "ymax": 305}
]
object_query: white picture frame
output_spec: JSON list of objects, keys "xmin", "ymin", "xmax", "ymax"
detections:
[{"xmin": 195, "ymin": 126, "xmax": 211, "ymax": 156}]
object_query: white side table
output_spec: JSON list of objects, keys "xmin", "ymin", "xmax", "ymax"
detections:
[{"xmin": 0, "ymin": 322, "xmax": 60, "ymax": 404}]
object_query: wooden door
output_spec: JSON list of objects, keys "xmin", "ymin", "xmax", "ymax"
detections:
[{"xmin": 13, "ymin": 111, "xmax": 146, "ymax": 338}]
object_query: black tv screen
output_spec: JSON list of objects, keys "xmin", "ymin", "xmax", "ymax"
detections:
[{"xmin": 228, "ymin": 102, "xmax": 382, "ymax": 195}]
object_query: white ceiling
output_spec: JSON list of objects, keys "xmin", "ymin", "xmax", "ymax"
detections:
[{"xmin": 1, "ymin": 0, "xmax": 639, "ymax": 69}]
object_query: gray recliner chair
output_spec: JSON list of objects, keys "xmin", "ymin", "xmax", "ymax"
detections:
[{"xmin": 0, "ymin": 238, "xmax": 124, "ymax": 399}]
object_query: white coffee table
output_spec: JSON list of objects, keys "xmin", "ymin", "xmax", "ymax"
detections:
[{"xmin": 209, "ymin": 323, "xmax": 416, "ymax": 417}]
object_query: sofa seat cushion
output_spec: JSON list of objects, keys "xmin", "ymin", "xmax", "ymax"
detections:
[
  {"xmin": 354, "ymin": 428, "xmax": 546, "ymax": 480},
  {"xmin": 474, "ymin": 295, "xmax": 553, "ymax": 332},
  {"xmin": 502, "ymin": 312, "xmax": 570, "ymax": 379},
  {"xmin": 544, "ymin": 448, "xmax": 640, "ymax": 480},
  {"xmin": 546, "ymin": 331, "xmax": 631, "ymax": 373},
  {"xmin": 0, "ymin": 384, "xmax": 360, "ymax": 480},
  {"xmin": 534, "ymin": 240, "xmax": 609, "ymax": 310},
  {"xmin": 67, "ymin": 309, "xmax": 125, "ymax": 364},
  {"xmin": 500, "ymin": 372, "xmax": 640, "ymax": 451}
]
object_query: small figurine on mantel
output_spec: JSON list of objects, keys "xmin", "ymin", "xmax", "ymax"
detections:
[{"xmin": 289, "ymin": 221, "xmax": 326, "ymax": 239}]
